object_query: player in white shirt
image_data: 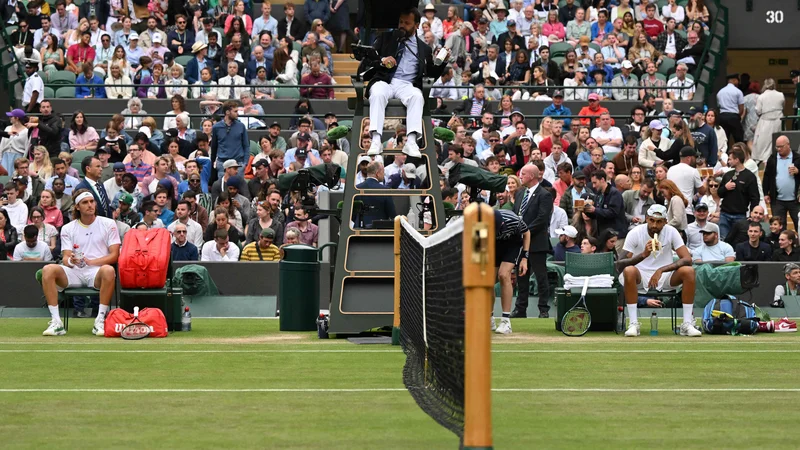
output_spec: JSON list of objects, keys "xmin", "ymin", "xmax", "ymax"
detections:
[
  {"xmin": 617, "ymin": 204, "xmax": 701, "ymax": 337},
  {"xmin": 40, "ymin": 190, "xmax": 121, "ymax": 336}
]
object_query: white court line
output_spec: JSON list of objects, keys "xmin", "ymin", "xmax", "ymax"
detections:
[
  {"xmin": 1, "ymin": 388, "xmax": 800, "ymax": 393},
  {"xmin": 2, "ymin": 349, "xmax": 800, "ymax": 354}
]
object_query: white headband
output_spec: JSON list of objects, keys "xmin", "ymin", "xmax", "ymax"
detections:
[{"xmin": 75, "ymin": 192, "xmax": 94, "ymax": 205}]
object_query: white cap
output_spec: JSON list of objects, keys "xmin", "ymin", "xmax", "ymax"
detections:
[
  {"xmin": 153, "ymin": 33, "xmax": 162, "ymax": 43},
  {"xmin": 555, "ymin": 225, "xmax": 578, "ymax": 238},
  {"xmin": 138, "ymin": 125, "xmax": 152, "ymax": 138},
  {"xmin": 621, "ymin": 60, "xmax": 633, "ymax": 70},
  {"xmin": 129, "ymin": 31, "xmax": 139, "ymax": 40},
  {"xmin": 647, "ymin": 204, "xmax": 667, "ymax": 219},
  {"xmin": 357, "ymin": 155, "xmax": 371, "ymax": 165},
  {"xmin": 402, "ymin": 163, "xmax": 417, "ymax": 179}
]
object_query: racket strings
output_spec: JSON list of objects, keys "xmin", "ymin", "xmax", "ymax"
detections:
[{"xmin": 562, "ymin": 308, "xmax": 591, "ymax": 335}]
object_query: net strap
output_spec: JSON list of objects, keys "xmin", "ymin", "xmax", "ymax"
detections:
[{"xmin": 400, "ymin": 216, "xmax": 464, "ymax": 249}]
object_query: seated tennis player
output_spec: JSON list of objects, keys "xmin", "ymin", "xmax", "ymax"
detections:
[
  {"xmin": 618, "ymin": 204, "xmax": 701, "ymax": 337},
  {"xmin": 41, "ymin": 189, "xmax": 121, "ymax": 336},
  {"xmin": 493, "ymin": 209, "xmax": 530, "ymax": 335}
]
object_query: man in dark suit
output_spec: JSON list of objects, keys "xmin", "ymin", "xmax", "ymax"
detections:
[
  {"xmin": 512, "ymin": 163, "xmax": 554, "ymax": 318},
  {"xmin": 355, "ymin": 161, "xmax": 396, "ymax": 228},
  {"xmin": 277, "ymin": 3, "xmax": 305, "ymax": 42},
  {"xmin": 358, "ymin": 7, "xmax": 449, "ymax": 158},
  {"xmin": 74, "ymin": 156, "xmax": 114, "ymax": 218},
  {"xmin": 584, "ymin": 171, "xmax": 627, "ymax": 254},
  {"xmin": 469, "ymin": 44, "xmax": 506, "ymax": 84}
]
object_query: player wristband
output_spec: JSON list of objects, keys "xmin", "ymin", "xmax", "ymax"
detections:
[{"xmin": 523, "ymin": 251, "xmax": 529, "ymax": 259}]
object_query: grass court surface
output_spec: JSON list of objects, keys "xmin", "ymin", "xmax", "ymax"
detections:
[{"xmin": 1, "ymin": 318, "xmax": 799, "ymax": 449}]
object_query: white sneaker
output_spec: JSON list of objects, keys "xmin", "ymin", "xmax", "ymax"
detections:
[
  {"xmin": 490, "ymin": 316, "xmax": 497, "ymax": 331},
  {"xmin": 495, "ymin": 320, "xmax": 512, "ymax": 335},
  {"xmin": 92, "ymin": 318, "xmax": 105, "ymax": 336},
  {"xmin": 42, "ymin": 320, "xmax": 66, "ymax": 336},
  {"xmin": 367, "ymin": 138, "xmax": 383, "ymax": 156},
  {"xmin": 402, "ymin": 137, "xmax": 421, "ymax": 158},
  {"xmin": 680, "ymin": 321, "xmax": 702, "ymax": 337},
  {"xmin": 624, "ymin": 322, "xmax": 641, "ymax": 337}
]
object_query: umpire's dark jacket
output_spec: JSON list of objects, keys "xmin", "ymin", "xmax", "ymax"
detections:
[
  {"xmin": 357, "ymin": 30, "xmax": 447, "ymax": 96},
  {"xmin": 513, "ymin": 184, "xmax": 553, "ymax": 253}
]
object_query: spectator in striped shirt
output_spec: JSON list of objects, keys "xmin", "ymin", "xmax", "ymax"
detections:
[
  {"xmin": 124, "ymin": 144, "xmax": 153, "ymax": 182},
  {"xmin": 453, "ymin": 84, "xmax": 490, "ymax": 117},
  {"xmin": 240, "ymin": 228, "xmax": 281, "ymax": 261}
]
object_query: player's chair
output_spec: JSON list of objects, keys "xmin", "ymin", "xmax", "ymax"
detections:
[
  {"xmin": 35, "ymin": 265, "xmax": 119, "ymax": 331},
  {"xmin": 556, "ymin": 252, "xmax": 619, "ymax": 332},
  {"xmin": 118, "ymin": 256, "xmax": 183, "ymax": 331}
]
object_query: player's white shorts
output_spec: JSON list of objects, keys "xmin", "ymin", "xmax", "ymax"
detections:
[
  {"xmin": 618, "ymin": 268, "xmax": 677, "ymax": 293},
  {"xmin": 57, "ymin": 265, "xmax": 102, "ymax": 292}
]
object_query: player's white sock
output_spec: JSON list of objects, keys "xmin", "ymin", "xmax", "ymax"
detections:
[
  {"xmin": 682, "ymin": 304, "xmax": 693, "ymax": 324},
  {"xmin": 98, "ymin": 304, "xmax": 110, "ymax": 319},
  {"xmin": 407, "ymin": 131, "xmax": 418, "ymax": 142},
  {"xmin": 371, "ymin": 131, "xmax": 381, "ymax": 141},
  {"xmin": 626, "ymin": 304, "xmax": 638, "ymax": 324},
  {"xmin": 501, "ymin": 312, "xmax": 511, "ymax": 322},
  {"xmin": 48, "ymin": 305, "xmax": 61, "ymax": 323}
]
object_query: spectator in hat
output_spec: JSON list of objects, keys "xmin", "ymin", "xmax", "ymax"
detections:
[
  {"xmin": 284, "ymin": 133, "xmax": 321, "ymax": 169},
  {"xmin": 560, "ymin": 169, "xmax": 593, "ymax": 219},
  {"xmin": 386, "ymin": 163, "xmax": 421, "ymax": 190},
  {"xmin": 266, "ymin": 122, "xmax": 287, "ymax": 152},
  {"xmin": 772, "ymin": 263, "xmax": 800, "ymax": 307},
  {"xmin": 211, "ymin": 159, "xmax": 243, "ymax": 204},
  {"xmin": 112, "ymin": 173, "xmax": 144, "ymax": 214},
  {"xmin": 103, "ymin": 162, "xmax": 126, "ymax": 200},
  {"xmin": 112, "ymin": 192, "xmax": 141, "ymax": 228},
  {"xmin": 240, "ymin": 227, "xmax": 281, "ymax": 261},
  {"xmin": 541, "ymin": 91, "xmax": 572, "ymax": 131},
  {"xmin": 638, "ymin": 120, "xmax": 668, "ymax": 168},
  {"xmin": 611, "ymin": 60, "xmax": 638, "ymax": 100},
  {"xmin": 185, "ymin": 41, "xmax": 209, "ymax": 85},
  {"xmin": 552, "ymin": 225, "xmax": 580, "ymax": 261},
  {"xmin": 0, "ymin": 110, "xmax": 30, "ymax": 174},
  {"xmin": 578, "ymin": 93, "xmax": 610, "ymax": 127},
  {"xmin": 563, "ymin": 66, "xmax": 588, "ymax": 101},
  {"xmin": 691, "ymin": 222, "xmax": 734, "ymax": 262},
  {"xmin": 226, "ymin": 175, "xmax": 252, "ymax": 219},
  {"xmin": 21, "ymin": 59, "xmax": 43, "ymax": 114}
]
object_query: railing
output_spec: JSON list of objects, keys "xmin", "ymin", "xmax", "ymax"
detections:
[{"xmin": 697, "ymin": 0, "xmax": 729, "ymax": 104}]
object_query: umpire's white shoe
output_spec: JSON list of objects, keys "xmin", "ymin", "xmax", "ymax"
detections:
[
  {"xmin": 402, "ymin": 137, "xmax": 421, "ymax": 158},
  {"xmin": 624, "ymin": 322, "xmax": 641, "ymax": 337},
  {"xmin": 490, "ymin": 316, "xmax": 497, "ymax": 332},
  {"xmin": 367, "ymin": 138, "xmax": 383, "ymax": 156},
  {"xmin": 42, "ymin": 320, "xmax": 66, "ymax": 336},
  {"xmin": 680, "ymin": 321, "xmax": 702, "ymax": 337},
  {"xmin": 495, "ymin": 320, "xmax": 512, "ymax": 335},
  {"xmin": 92, "ymin": 318, "xmax": 105, "ymax": 336}
]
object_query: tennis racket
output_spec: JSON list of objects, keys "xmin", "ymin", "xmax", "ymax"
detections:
[
  {"xmin": 561, "ymin": 278, "xmax": 591, "ymax": 337},
  {"xmin": 120, "ymin": 307, "xmax": 152, "ymax": 340}
]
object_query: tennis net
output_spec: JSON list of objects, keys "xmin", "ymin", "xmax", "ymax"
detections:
[{"xmin": 398, "ymin": 217, "xmax": 465, "ymax": 440}]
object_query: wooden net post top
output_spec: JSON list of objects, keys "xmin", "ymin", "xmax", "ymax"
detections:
[{"xmin": 462, "ymin": 203, "xmax": 494, "ymax": 450}]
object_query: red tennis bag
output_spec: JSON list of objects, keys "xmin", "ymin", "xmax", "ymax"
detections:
[
  {"xmin": 119, "ymin": 228, "xmax": 172, "ymax": 289},
  {"xmin": 104, "ymin": 308, "xmax": 168, "ymax": 338}
]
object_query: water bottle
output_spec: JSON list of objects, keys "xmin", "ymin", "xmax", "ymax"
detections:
[
  {"xmin": 650, "ymin": 312, "xmax": 658, "ymax": 336},
  {"xmin": 616, "ymin": 306, "xmax": 625, "ymax": 333},
  {"xmin": 72, "ymin": 244, "xmax": 86, "ymax": 268},
  {"xmin": 181, "ymin": 307, "xmax": 192, "ymax": 331}
]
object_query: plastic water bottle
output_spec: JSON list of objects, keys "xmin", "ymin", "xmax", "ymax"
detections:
[
  {"xmin": 650, "ymin": 312, "xmax": 658, "ymax": 336},
  {"xmin": 181, "ymin": 307, "xmax": 192, "ymax": 331},
  {"xmin": 616, "ymin": 306, "xmax": 625, "ymax": 333},
  {"xmin": 72, "ymin": 244, "xmax": 86, "ymax": 268}
]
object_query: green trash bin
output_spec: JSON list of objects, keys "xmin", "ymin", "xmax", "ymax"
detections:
[{"xmin": 279, "ymin": 244, "xmax": 320, "ymax": 331}]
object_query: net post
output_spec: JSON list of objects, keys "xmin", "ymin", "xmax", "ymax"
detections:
[
  {"xmin": 392, "ymin": 215, "xmax": 405, "ymax": 346},
  {"xmin": 462, "ymin": 203, "xmax": 494, "ymax": 450}
]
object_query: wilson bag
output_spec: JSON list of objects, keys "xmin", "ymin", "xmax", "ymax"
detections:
[
  {"xmin": 104, "ymin": 308, "xmax": 168, "ymax": 338},
  {"xmin": 702, "ymin": 296, "xmax": 759, "ymax": 335},
  {"xmin": 119, "ymin": 228, "xmax": 172, "ymax": 289}
]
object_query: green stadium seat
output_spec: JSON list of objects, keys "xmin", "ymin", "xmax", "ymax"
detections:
[
  {"xmin": 49, "ymin": 70, "xmax": 76, "ymax": 85},
  {"xmin": 274, "ymin": 87, "xmax": 300, "ymax": 99},
  {"xmin": 588, "ymin": 42, "xmax": 601, "ymax": 53},
  {"xmin": 0, "ymin": 175, "xmax": 10, "ymax": 186},
  {"xmin": 43, "ymin": 86, "xmax": 55, "ymax": 98},
  {"xmin": 56, "ymin": 86, "xmax": 75, "ymax": 98},
  {"xmin": 655, "ymin": 73, "xmax": 667, "ymax": 83},
  {"xmin": 551, "ymin": 56, "xmax": 566, "ymax": 67},
  {"xmin": 675, "ymin": 29, "xmax": 687, "ymax": 40},
  {"xmin": 4, "ymin": 25, "xmax": 17, "ymax": 36},
  {"xmin": 71, "ymin": 161, "xmax": 84, "ymax": 177},
  {"xmin": 174, "ymin": 55, "xmax": 193, "ymax": 67},
  {"xmin": 72, "ymin": 150, "xmax": 94, "ymax": 163},
  {"xmin": 549, "ymin": 42, "xmax": 573, "ymax": 58},
  {"xmin": 250, "ymin": 140, "xmax": 259, "ymax": 156},
  {"xmin": 658, "ymin": 57, "xmax": 676, "ymax": 75}
]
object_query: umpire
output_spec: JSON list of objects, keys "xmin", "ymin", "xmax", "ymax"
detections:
[{"xmin": 512, "ymin": 163, "xmax": 554, "ymax": 318}]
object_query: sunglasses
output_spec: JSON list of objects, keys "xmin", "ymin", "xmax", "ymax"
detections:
[
  {"xmin": 31, "ymin": 215, "xmax": 43, "ymax": 219},
  {"xmin": 174, "ymin": 230, "xmax": 187, "ymax": 234},
  {"xmin": 489, "ymin": 139, "xmax": 500, "ymax": 143},
  {"xmin": 708, "ymin": 183, "xmax": 719, "ymax": 188},
  {"xmin": 177, "ymin": 21, "xmax": 186, "ymax": 24}
]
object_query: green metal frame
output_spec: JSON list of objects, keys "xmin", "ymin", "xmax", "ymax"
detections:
[
  {"xmin": 0, "ymin": 24, "xmax": 24, "ymax": 109},
  {"xmin": 696, "ymin": 1, "xmax": 729, "ymax": 105}
]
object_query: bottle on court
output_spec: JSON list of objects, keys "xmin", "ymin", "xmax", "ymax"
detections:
[
  {"xmin": 616, "ymin": 306, "xmax": 624, "ymax": 334},
  {"xmin": 650, "ymin": 312, "xmax": 658, "ymax": 336},
  {"xmin": 182, "ymin": 307, "xmax": 192, "ymax": 331}
]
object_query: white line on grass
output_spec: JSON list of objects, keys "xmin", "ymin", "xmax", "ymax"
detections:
[
  {"xmin": 1, "ymin": 388, "xmax": 800, "ymax": 393},
  {"xmin": 2, "ymin": 349, "xmax": 800, "ymax": 354}
]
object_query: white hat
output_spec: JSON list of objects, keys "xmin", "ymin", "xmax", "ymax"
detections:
[
  {"xmin": 424, "ymin": 3, "xmax": 436, "ymax": 12},
  {"xmin": 223, "ymin": 159, "xmax": 241, "ymax": 169},
  {"xmin": 153, "ymin": 33, "xmax": 162, "ymax": 43},
  {"xmin": 402, "ymin": 163, "xmax": 417, "ymax": 179},
  {"xmin": 555, "ymin": 225, "xmax": 578, "ymax": 238},
  {"xmin": 191, "ymin": 41, "xmax": 208, "ymax": 54},
  {"xmin": 647, "ymin": 204, "xmax": 667, "ymax": 219},
  {"xmin": 357, "ymin": 155, "xmax": 371, "ymax": 165},
  {"xmin": 699, "ymin": 222, "xmax": 721, "ymax": 234},
  {"xmin": 129, "ymin": 31, "xmax": 139, "ymax": 40},
  {"xmin": 621, "ymin": 60, "xmax": 633, "ymax": 70},
  {"xmin": 138, "ymin": 125, "xmax": 152, "ymax": 138}
]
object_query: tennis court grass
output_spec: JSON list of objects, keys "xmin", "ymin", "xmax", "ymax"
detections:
[{"xmin": 2, "ymin": 318, "xmax": 799, "ymax": 449}]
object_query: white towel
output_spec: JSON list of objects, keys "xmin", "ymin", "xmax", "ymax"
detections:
[{"xmin": 563, "ymin": 274, "xmax": 615, "ymax": 289}]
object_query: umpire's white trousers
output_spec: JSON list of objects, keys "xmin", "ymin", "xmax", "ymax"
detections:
[{"xmin": 368, "ymin": 79, "xmax": 423, "ymax": 137}]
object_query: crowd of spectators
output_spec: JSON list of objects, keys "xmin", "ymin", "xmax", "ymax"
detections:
[{"xmin": 2, "ymin": 0, "xmax": 799, "ymax": 286}]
